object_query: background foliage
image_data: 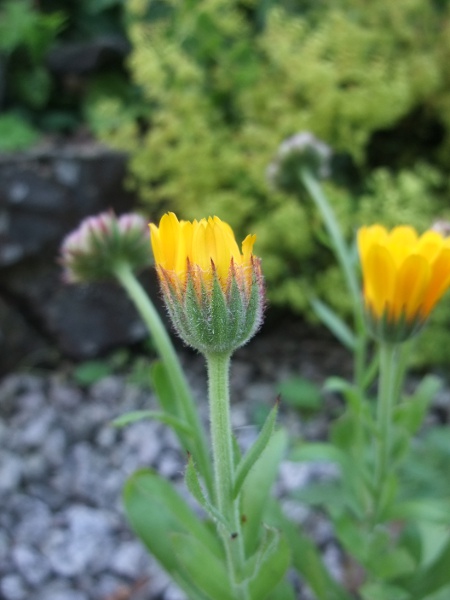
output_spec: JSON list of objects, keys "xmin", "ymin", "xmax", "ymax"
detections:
[
  {"xmin": 4, "ymin": 0, "xmax": 450, "ymax": 363},
  {"xmin": 89, "ymin": 0, "xmax": 450, "ymax": 364}
]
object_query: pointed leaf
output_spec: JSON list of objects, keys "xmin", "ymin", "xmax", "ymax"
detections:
[
  {"xmin": 310, "ymin": 296, "xmax": 356, "ymax": 350},
  {"xmin": 123, "ymin": 469, "xmax": 222, "ymax": 575},
  {"xmin": 247, "ymin": 531, "xmax": 290, "ymax": 600},
  {"xmin": 185, "ymin": 455, "xmax": 230, "ymax": 531},
  {"xmin": 233, "ymin": 400, "xmax": 279, "ymax": 499},
  {"xmin": 266, "ymin": 499, "xmax": 352, "ymax": 600},
  {"xmin": 241, "ymin": 429, "xmax": 288, "ymax": 555},
  {"xmin": 112, "ymin": 409, "xmax": 192, "ymax": 436},
  {"xmin": 151, "ymin": 360, "xmax": 178, "ymax": 416}
]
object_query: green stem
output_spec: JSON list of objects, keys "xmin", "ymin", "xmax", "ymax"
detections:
[
  {"xmin": 114, "ymin": 263, "xmax": 214, "ymax": 498},
  {"xmin": 300, "ymin": 168, "xmax": 368, "ymax": 391},
  {"xmin": 300, "ymin": 168, "xmax": 360, "ymax": 305},
  {"xmin": 375, "ymin": 343, "xmax": 399, "ymax": 519},
  {"xmin": 206, "ymin": 352, "xmax": 248, "ymax": 600}
]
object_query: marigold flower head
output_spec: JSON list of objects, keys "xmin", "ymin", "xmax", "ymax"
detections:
[
  {"xmin": 150, "ymin": 212, "xmax": 264, "ymax": 355},
  {"xmin": 358, "ymin": 224, "xmax": 450, "ymax": 342},
  {"xmin": 60, "ymin": 211, "xmax": 151, "ymax": 283}
]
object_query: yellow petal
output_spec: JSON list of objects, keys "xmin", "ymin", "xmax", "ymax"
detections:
[
  {"xmin": 387, "ymin": 226, "xmax": 418, "ymax": 266},
  {"xmin": 158, "ymin": 212, "xmax": 181, "ymax": 270},
  {"xmin": 364, "ymin": 244, "xmax": 396, "ymax": 319},
  {"xmin": 417, "ymin": 230, "xmax": 445, "ymax": 263},
  {"xmin": 422, "ymin": 247, "xmax": 450, "ymax": 317},
  {"xmin": 394, "ymin": 254, "xmax": 430, "ymax": 321},
  {"xmin": 357, "ymin": 225, "xmax": 388, "ymax": 264}
]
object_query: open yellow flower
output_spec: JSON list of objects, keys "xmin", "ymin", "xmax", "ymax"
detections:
[
  {"xmin": 149, "ymin": 213, "xmax": 264, "ymax": 354},
  {"xmin": 358, "ymin": 225, "xmax": 450, "ymax": 341},
  {"xmin": 150, "ymin": 212, "xmax": 256, "ymax": 293}
]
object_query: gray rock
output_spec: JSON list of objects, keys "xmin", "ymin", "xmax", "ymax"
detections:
[{"xmin": 0, "ymin": 144, "xmax": 153, "ymax": 369}]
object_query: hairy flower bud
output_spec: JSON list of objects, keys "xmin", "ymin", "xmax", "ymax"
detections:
[
  {"xmin": 150, "ymin": 213, "xmax": 265, "ymax": 355},
  {"xmin": 60, "ymin": 211, "xmax": 151, "ymax": 283},
  {"xmin": 268, "ymin": 131, "xmax": 332, "ymax": 193}
]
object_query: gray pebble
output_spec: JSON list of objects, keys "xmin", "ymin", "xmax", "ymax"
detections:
[
  {"xmin": 0, "ymin": 574, "xmax": 28, "ymax": 600},
  {"xmin": 0, "ymin": 452, "xmax": 22, "ymax": 493},
  {"xmin": 12, "ymin": 544, "xmax": 51, "ymax": 586}
]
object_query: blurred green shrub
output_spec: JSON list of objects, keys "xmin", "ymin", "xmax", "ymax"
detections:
[
  {"xmin": 82, "ymin": 0, "xmax": 450, "ymax": 362},
  {"xmin": 0, "ymin": 0, "xmax": 134, "ymax": 150},
  {"xmin": 0, "ymin": 0, "xmax": 64, "ymax": 150}
]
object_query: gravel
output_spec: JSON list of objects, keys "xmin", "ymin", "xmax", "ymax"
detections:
[{"xmin": 0, "ymin": 326, "xmax": 361, "ymax": 599}]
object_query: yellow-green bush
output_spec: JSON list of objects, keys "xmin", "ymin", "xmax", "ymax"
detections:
[{"xmin": 89, "ymin": 0, "xmax": 450, "ymax": 363}]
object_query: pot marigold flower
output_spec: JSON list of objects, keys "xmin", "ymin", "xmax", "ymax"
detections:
[
  {"xmin": 358, "ymin": 224, "xmax": 450, "ymax": 342},
  {"xmin": 149, "ymin": 212, "xmax": 264, "ymax": 355}
]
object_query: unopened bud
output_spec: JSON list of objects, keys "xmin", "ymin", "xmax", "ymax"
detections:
[
  {"xmin": 268, "ymin": 132, "xmax": 332, "ymax": 193},
  {"xmin": 60, "ymin": 211, "xmax": 151, "ymax": 283}
]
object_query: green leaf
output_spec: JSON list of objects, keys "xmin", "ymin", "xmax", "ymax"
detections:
[
  {"xmin": 172, "ymin": 533, "xmax": 235, "ymax": 600},
  {"xmin": 324, "ymin": 377, "xmax": 363, "ymax": 414},
  {"xmin": 185, "ymin": 455, "xmax": 230, "ymax": 531},
  {"xmin": 112, "ymin": 410, "xmax": 192, "ymax": 436},
  {"xmin": 268, "ymin": 580, "xmax": 297, "ymax": 600},
  {"xmin": 370, "ymin": 548, "xmax": 416, "ymax": 580},
  {"xmin": 310, "ymin": 296, "xmax": 356, "ymax": 351},
  {"xmin": 150, "ymin": 360, "xmax": 178, "ymax": 416},
  {"xmin": 389, "ymin": 499, "xmax": 450, "ymax": 527},
  {"xmin": 360, "ymin": 582, "xmax": 410, "ymax": 600},
  {"xmin": 277, "ymin": 376, "xmax": 322, "ymax": 412},
  {"xmin": 395, "ymin": 375, "xmax": 441, "ymax": 435},
  {"xmin": 266, "ymin": 499, "xmax": 352, "ymax": 600},
  {"xmin": 241, "ymin": 429, "xmax": 288, "ymax": 555},
  {"xmin": 233, "ymin": 400, "xmax": 279, "ymax": 499},
  {"xmin": 290, "ymin": 441, "xmax": 348, "ymax": 466},
  {"xmin": 247, "ymin": 530, "xmax": 290, "ymax": 600},
  {"xmin": 73, "ymin": 360, "xmax": 112, "ymax": 385},
  {"xmin": 402, "ymin": 539, "xmax": 450, "ymax": 600},
  {"xmin": 123, "ymin": 469, "xmax": 222, "ymax": 581}
]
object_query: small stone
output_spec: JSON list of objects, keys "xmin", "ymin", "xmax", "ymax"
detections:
[
  {"xmin": 14, "ymin": 496, "xmax": 52, "ymax": 545},
  {"xmin": 41, "ymin": 429, "xmax": 67, "ymax": 467},
  {"xmin": 43, "ymin": 505, "xmax": 117, "ymax": 576},
  {"xmin": 12, "ymin": 544, "xmax": 51, "ymax": 586},
  {"xmin": 111, "ymin": 540, "xmax": 148, "ymax": 578},
  {"xmin": 18, "ymin": 408, "xmax": 56, "ymax": 448},
  {"xmin": 123, "ymin": 420, "xmax": 162, "ymax": 465},
  {"xmin": 322, "ymin": 542, "xmax": 344, "ymax": 583},
  {"xmin": 35, "ymin": 584, "xmax": 88, "ymax": 600},
  {"xmin": 49, "ymin": 381, "xmax": 83, "ymax": 409},
  {"xmin": 0, "ymin": 575, "xmax": 28, "ymax": 600},
  {"xmin": 0, "ymin": 452, "xmax": 22, "ymax": 493},
  {"xmin": 22, "ymin": 454, "xmax": 48, "ymax": 481},
  {"xmin": 158, "ymin": 450, "xmax": 182, "ymax": 479}
]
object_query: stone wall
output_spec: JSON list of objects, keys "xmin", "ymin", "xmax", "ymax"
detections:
[{"xmin": 0, "ymin": 144, "xmax": 155, "ymax": 375}]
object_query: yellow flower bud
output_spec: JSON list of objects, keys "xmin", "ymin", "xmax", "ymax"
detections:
[{"xmin": 150, "ymin": 213, "xmax": 264, "ymax": 355}]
